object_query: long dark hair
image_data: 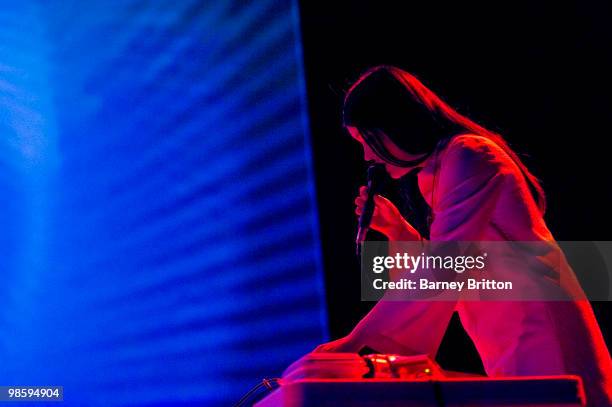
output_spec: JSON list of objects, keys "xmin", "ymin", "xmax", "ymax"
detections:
[{"xmin": 343, "ymin": 65, "xmax": 547, "ymax": 215}]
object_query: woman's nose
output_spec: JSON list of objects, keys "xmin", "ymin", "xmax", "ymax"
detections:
[{"xmin": 363, "ymin": 146, "xmax": 379, "ymax": 163}]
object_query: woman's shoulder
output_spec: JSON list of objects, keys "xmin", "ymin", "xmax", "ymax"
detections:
[
  {"xmin": 440, "ymin": 133, "xmax": 518, "ymax": 175},
  {"xmin": 446, "ymin": 133, "xmax": 507, "ymax": 156}
]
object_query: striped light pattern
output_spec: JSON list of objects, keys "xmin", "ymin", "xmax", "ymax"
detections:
[{"xmin": 0, "ymin": 1, "xmax": 328, "ymax": 405}]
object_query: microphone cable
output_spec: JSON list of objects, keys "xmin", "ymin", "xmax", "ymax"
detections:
[{"xmin": 232, "ymin": 377, "xmax": 281, "ymax": 407}]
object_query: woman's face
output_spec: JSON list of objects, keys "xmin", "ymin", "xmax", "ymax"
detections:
[{"xmin": 346, "ymin": 126, "xmax": 428, "ymax": 179}]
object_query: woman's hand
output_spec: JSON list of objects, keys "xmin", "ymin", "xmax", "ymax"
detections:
[
  {"xmin": 355, "ymin": 186, "xmax": 421, "ymax": 240},
  {"xmin": 312, "ymin": 335, "xmax": 358, "ymax": 353}
]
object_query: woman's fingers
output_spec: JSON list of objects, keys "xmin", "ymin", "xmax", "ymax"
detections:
[
  {"xmin": 356, "ymin": 187, "xmax": 399, "ymax": 223},
  {"xmin": 355, "ymin": 186, "xmax": 367, "ymax": 216},
  {"xmin": 355, "ymin": 197, "xmax": 363, "ymax": 215},
  {"xmin": 353, "ymin": 190, "xmax": 410, "ymax": 239},
  {"xmin": 359, "ymin": 186, "xmax": 368, "ymax": 199},
  {"xmin": 355, "ymin": 196, "xmax": 381, "ymax": 216},
  {"xmin": 356, "ymin": 186, "xmax": 369, "ymax": 205}
]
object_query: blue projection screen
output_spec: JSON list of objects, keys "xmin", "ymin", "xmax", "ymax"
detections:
[{"xmin": 0, "ymin": 1, "xmax": 328, "ymax": 405}]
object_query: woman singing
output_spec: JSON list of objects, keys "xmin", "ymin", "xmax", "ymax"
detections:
[{"xmin": 313, "ymin": 65, "xmax": 612, "ymax": 406}]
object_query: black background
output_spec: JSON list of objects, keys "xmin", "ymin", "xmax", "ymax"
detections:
[{"xmin": 298, "ymin": 0, "xmax": 611, "ymax": 373}]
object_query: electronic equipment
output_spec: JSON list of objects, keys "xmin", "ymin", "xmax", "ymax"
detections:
[{"xmin": 253, "ymin": 353, "xmax": 586, "ymax": 407}]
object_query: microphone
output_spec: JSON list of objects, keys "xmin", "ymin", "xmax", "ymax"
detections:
[{"xmin": 356, "ymin": 163, "xmax": 386, "ymax": 256}]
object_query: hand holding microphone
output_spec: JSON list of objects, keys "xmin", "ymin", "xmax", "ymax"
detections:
[
  {"xmin": 355, "ymin": 164, "xmax": 387, "ymax": 255},
  {"xmin": 355, "ymin": 164, "xmax": 421, "ymax": 253}
]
